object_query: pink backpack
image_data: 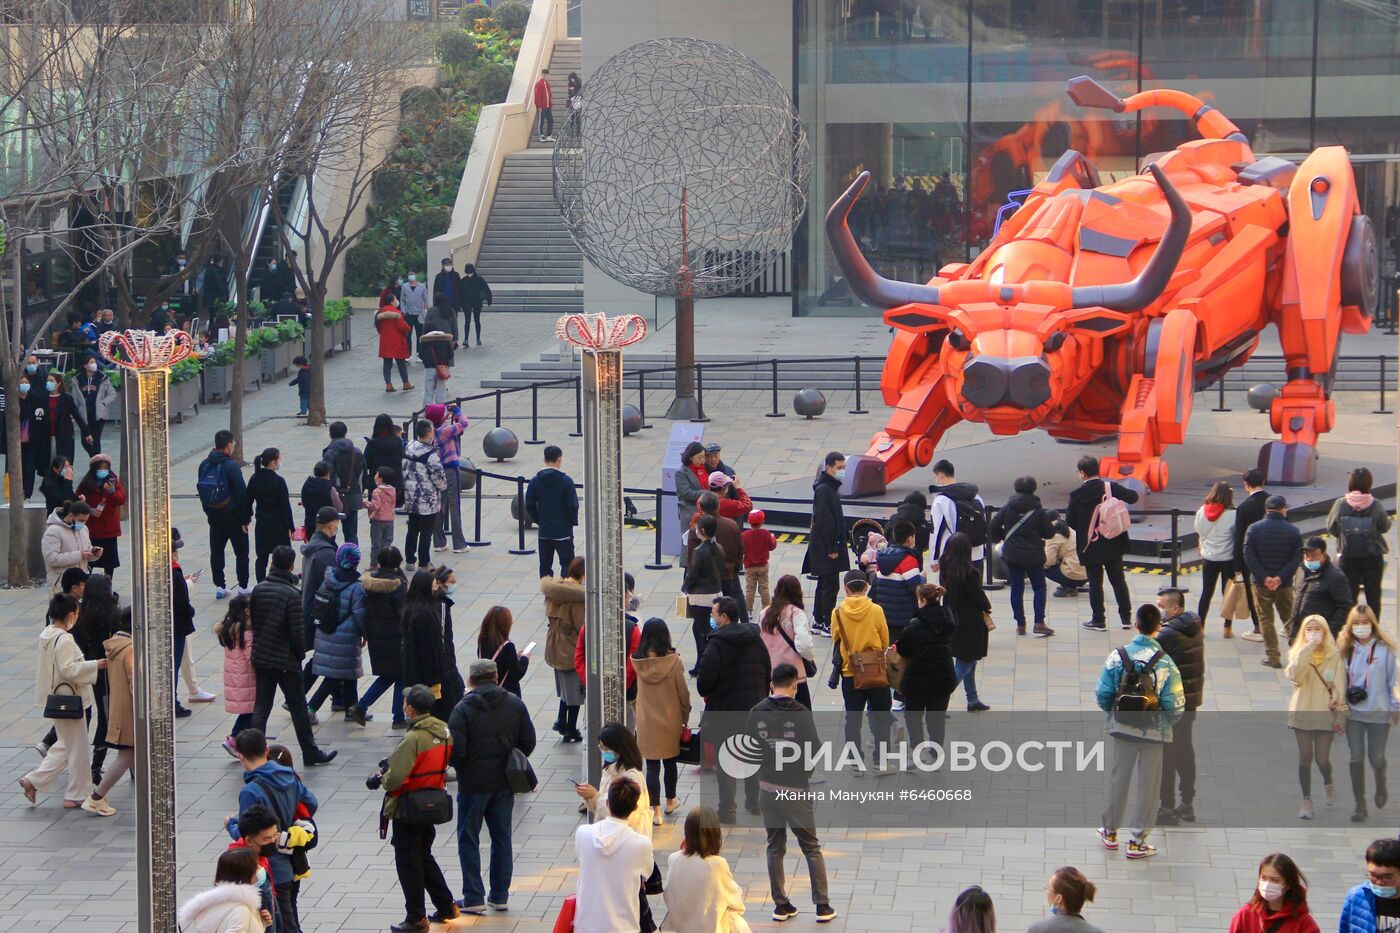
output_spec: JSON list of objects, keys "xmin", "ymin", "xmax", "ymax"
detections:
[{"xmin": 1086, "ymin": 480, "xmax": 1131, "ymax": 544}]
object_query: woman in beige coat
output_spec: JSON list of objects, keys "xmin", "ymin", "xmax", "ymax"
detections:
[
  {"xmin": 542, "ymin": 556, "xmax": 586, "ymax": 742},
  {"xmin": 20, "ymin": 593, "xmax": 108, "ymax": 814},
  {"xmin": 86, "ymin": 610, "xmax": 134, "ymax": 811},
  {"xmin": 1286, "ymin": 614, "xmax": 1349, "ymax": 820},
  {"xmin": 40, "ymin": 499, "xmax": 97, "ymax": 591},
  {"xmin": 632, "ymin": 618, "xmax": 691, "ymax": 826}
]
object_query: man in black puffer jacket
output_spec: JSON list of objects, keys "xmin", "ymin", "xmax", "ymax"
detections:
[
  {"xmin": 1288, "ymin": 536, "xmax": 1354, "ymax": 640},
  {"xmin": 1153, "ymin": 587, "xmax": 1203, "ymax": 825},
  {"xmin": 990, "ymin": 476, "xmax": 1057, "ymax": 636},
  {"xmin": 696, "ymin": 596, "xmax": 771, "ymax": 823},
  {"xmin": 249, "ymin": 546, "xmax": 335, "ymax": 766},
  {"xmin": 448, "ymin": 658, "xmax": 536, "ymax": 912},
  {"xmin": 873, "ymin": 521, "xmax": 923, "ymax": 641},
  {"xmin": 1244, "ymin": 496, "xmax": 1302, "ymax": 668},
  {"xmin": 1065, "ymin": 456, "xmax": 1140, "ymax": 632}
]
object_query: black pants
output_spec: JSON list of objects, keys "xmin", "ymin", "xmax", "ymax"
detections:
[
  {"xmin": 255, "ymin": 532, "xmax": 290, "ymax": 583},
  {"xmin": 209, "ymin": 517, "xmax": 250, "ymax": 590},
  {"xmin": 645, "ymin": 757, "xmax": 679, "ymax": 802},
  {"xmin": 537, "ymin": 107, "xmax": 554, "ymax": 137},
  {"xmin": 1160, "ymin": 709, "xmax": 1197, "ymax": 807},
  {"xmin": 274, "ymin": 878, "xmax": 301, "ymax": 933},
  {"xmin": 813, "ymin": 573, "xmax": 839, "ymax": 631},
  {"xmin": 463, "ymin": 306, "xmax": 484, "ymax": 344},
  {"xmin": 1085, "ymin": 558, "xmax": 1132, "ymax": 627},
  {"xmin": 1198, "ymin": 559, "xmax": 1234, "ymax": 619},
  {"xmin": 716, "ymin": 762, "xmax": 758, "ymax": 817},
  {"xmin": 539, "ymin": 537, "xmax": 575, "ymax": 578},
  {"xmin": 405, "ymin": 513, "xmax": 435, "ymax": 566},
  {"xmin": 1341, "ymin": 553, "xmax": 1386, "ymax": 615},
  {"xmin": 688, "ymin": 604, "xmax": 713, "ymax": 666},
  {"xmin": 20, "ymin": 442, "xmax": 41, "ymax": 498},
  {"xmin": 382, "ymin": 358, "xmax": 409, "ymax": 384},
  {"xmin": 251, "ymin": 668, "xmax": 319, "ymax": 758},
  {"xmin": 722, "ymin": 575, "xmax": 749, "ymax": 623},
  {"xmin": 80, "ymin": 420, "xmax": 105, "ymax": 457},
  {"xmin": 903, "ymin": 686, "xmax": 953, "ymax": 751},
  {"xmin": 392, "ymin": 821, "xmax": 456, "ymax": 922},
  {"xmin": 840, "ymin": 676, "xmax": 893, "ymax": 762}
]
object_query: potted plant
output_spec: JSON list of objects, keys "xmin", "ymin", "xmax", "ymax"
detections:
[
  {"xmin": 201, "ymin": 339, "xmax": 260, "ymax": 403},
  {"xmin": 254, "ymin": 325, "xmax": 287, "ymax": 383},
  {"xmin": 323, "ymin": 299, "xmax": 353, "ymax": 356},
  {"xmin": 275, "ymin": 319, "xmax": 304, "ymax": 374},
  {"xmin": 168, "ymin": 358, "xmax": 202, "ymax": 421}
]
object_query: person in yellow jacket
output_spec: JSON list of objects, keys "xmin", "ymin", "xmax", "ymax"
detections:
[
  {"xmin": 1285, "ymin": 615, "xmax": 1348, "ymax": 821},
  {"xmin": 828, "ymin": 570, "xmax": 893, "ymax": 772}
]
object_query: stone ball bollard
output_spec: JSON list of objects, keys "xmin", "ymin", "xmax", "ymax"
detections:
[
  {"xmin": 458, "ymin": 458, "xmax": 478, "ymax": 491},
  {"xmin": 622, "ymin": 404, "xmax": 643, "ymax": 436},
  {"xmin": 1247, "ymin": 383, "xmax": 1279, "ymax": 413},
  {"xmin": 793, "ymin": 388, "xmax": 827, "ymax": 419},
  {"xmin": 511, "ymin": 493, "xmax": 534, "ymax": 529},
  {"xmin": 483, "ymin": 427, "xmax": 519, "ymax": 461}
]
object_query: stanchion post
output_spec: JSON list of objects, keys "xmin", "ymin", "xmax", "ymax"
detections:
[
  {"xmin": 508, "ymin": 475, "xmax": 535, "ymax": 555},
  {"xmin": 1375, "ymin": 356, "xmax": 1392, "ymax": 414},
  {"xmin": 691, "ymin": 363, "xmax": 711, "ymax": 423},
  {"xmin": 494, "ymin": 389, "xmax": 502, "ymax": 428},
  {"xmin": 638, "ymin": 369, "xmax": 653, "ymax": 429},
  {"xmin": 570, "ymin": 375, "xmax": 583, "ymax": 437},
  {"xmin": 644, "ymin": 488, "xmax": 673, "ymax": 570},
  {"xmin": 766, "ymin": 358, "xmax": 785, "ymax": 418},
  {"xmin": 1170, "ymin": 509, "xmax": 1180, "ymax": 589},
  {"xmin": 463, "ymin": 469, "xmax": 491, "ymax": 548},
  {"xmin": 982, "ymin": 504, "xmax": 1004, "ymax": 590},
  {"xmin": 525, "ymin": 383, "xmax": 544, "ymax": 444},
  {"xmin": 1211, "ymin": 374, "xmax": 1230, "ymax": 412},
  {"xmin": 849, "ymin": 355, "xmax": 868, "ymax": 414}
]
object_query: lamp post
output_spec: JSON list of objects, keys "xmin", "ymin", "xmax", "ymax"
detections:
[
  {"xmin": 99, "ymin": 329, "xmax": 194, "ymax": 933},
  {"xmin": 557, "ymin": 312, "xmax": 646, "ymax": 786}
]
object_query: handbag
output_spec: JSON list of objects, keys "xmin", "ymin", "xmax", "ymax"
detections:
[
  {"xmin": 885, "ymin": 644, "xmax": 906, "ymax": 693},
  {"xmin": 434, "ymin": 362, "xmax": 450, "ymax": 381},
  {"xmin": 43, "ymin": 633, "xmax": 84, "ymax": 720},
  {"xmin": 990, "ymin": 507, "xmax": 1038, "ymax": 560},
  {"xmin": 1221, "ymin": 579, "xmax": 1252, "ymax": 621},
  {"xmin": 505, "ymin": 745, "xmax": 538, "ymax": 794},
  {"xmin": 643, "ymin": 860, "xmax": 664, "ymax": 896},
  {"xmin": 676, "ymin": 726, "xmax": 702, "ymax": 765},
  {"xmin": 777, "ymin": 618, "xmax": 818, "ymax": 678},
  {"xmin": 396, "ymin": 785, "xmax": 454, "ymax": 825},
  {"xmin": 551, "ymin": 895, "xmax": 577, "ymax": 933}
]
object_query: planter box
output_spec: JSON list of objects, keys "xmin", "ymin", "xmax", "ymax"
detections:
[
  {"xmin": 259, "ymin": 341, "xmax": 294, "ymax": 382},
  {"xmin": 170, "ymin": 377, "xmax": 200, "ymax": 422},
  {"xmin": 0, "ymin": 502, "xmax": 47, "ymax": 585},
  {"xmin": 202, "ymin": 361, "xmax": 262, "ymax": 404}
]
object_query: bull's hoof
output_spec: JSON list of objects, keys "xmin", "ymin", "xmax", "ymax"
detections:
[
  {"xmin": 1258, "ymin": 441, "xmax": 1318, "ymax": 485},
  {"xmin": 839, "ymin": 455, "xmax": 887, "ymax": 498}
]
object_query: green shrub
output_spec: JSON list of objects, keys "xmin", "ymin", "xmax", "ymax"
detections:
[
  {"xmin": 428, "ymin": 122, "xmax": 475, "ymax": 162},
  {"xmin": 207, "ymin": 341, "xmax": 236, "ymax": 367},
  {"xmin": 276, "ymin": 319, "xmax": 305, "ymax": 342},
  {"xmin": 492, "ymin": 1, "xmax": 529, "ymax": 35},
  {"xmin": 344, "ymin": 241, "xmax": 391, "ymax": 296},
  {"xmin": 170, "ymin": 358, "xmax": 200, "ymax": 385},
  {"xmin": 402, "ymin": 206, "xmax": 453, "ymax": 246},
  {"xmin": 324, "ymin": 298, "xmax": 353, "ymax": 324},
  {"xmin": 400, "ymin": 85, "xmax": 446, "ymax": 122},
  {"xmin": 436, "ymin": 30, "xmax": 478, "ymax": 79},
  {"xmin": 460, "ymin": 3, "xmax": 494, "ymax": 27},
  {"xmin": 372, "ymin": 169, "xmax": 411, "ymax": 206},
  {"xmin": 465, "ymin": 62, "xmax": 513, "ymax": 105}
]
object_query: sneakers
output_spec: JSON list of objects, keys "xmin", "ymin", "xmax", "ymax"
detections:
[
  {"xmin": 453, "ymin": 545, "xmax": 472, "ymax": 553},
  {"xmin": 486, "ymin": 900, "xmax": 508, "ymax": 911},
  {"xmin": 1082, "ymin": 621, "xmax": 1108, "ymax": 631},
  {"xmin": 771, "ymin": 903, "xmax": 798, "ymax": 922},
  {"xmin": 81, "ymin": 796, "xmax": 117, "ymax": 817},
  {"xmin": 1032, "ymin": 624, "xmax": 1056, "ymax": 637},
  {"xmin": 562, "ymin": 729, "xmax": 583, "ymax": 743},
  {"xmin": 215, "ymin": 587, "xmax": 231, "ymax": 599},
  {"xmin": 1261, "ymin": 658, "xmax": 1283, "ymax": 669},
  {"xmin": 967, "ymin": 701, "xmax": 990, "ymax": 712},
  {"xmin": 891, "ymin": 698, "xmax": 905, "ymax": 712},
  {"xmin": 175, "ymin": 704, "xmax": 192, "ymax": 718},
  {"xmin": 221, "ymin": 736, "xmax": 239, "ymax": 758},
  {"xmin": 188, "ymin": 690, "xmax": 217, "ymax": 703},
  {"xmin": 1155, "ymin": 805, "xmax": 1180, "ymax": 826},
  {"xmin": 390, "ymin": 720, "xmax": 409, "ymax": 731},
  {"xmin": 1298, "ymin": 797, "xmax": 1314, "ymax": 820},
  {"xmin": 1240, "ymin": 630, "xmax": 1264, "ymax": 642},
  {"xmin": 1096, "ymin": 827, "xmax": 1118, "ymax": 849},
  {"xmin": 813, "ymin": 624, "xmax": 832, "ymax": 638},
  {"xmin": 237, "ymin": 586, "xmax": 253, "ymax": 596},
  {"xmin": 433, "ymin": 545, "xmax": 451, "ymax": 553},
  {"xmin": 404, "ymin": 563, "xmax": 417, "ymax": 573},
  {"xmin": 815, "ymin": 904, "xmax": 838, "ymax": 923},
  {"xmin": 1176, "ymin": 801, "xmax": 1195, "ymax": 822},
  {"xmin": 455, "ymin": 900, "xmax": 487, "ymax": 914},
  {"xmin": 1325, "ymin": 783, "xmax": 1337, "ymax": 807},
  {"xmin": 1125, "ymin": 840, "xmax": 1157, "ymax": 860},
  {"xmin": 1052, "ymin": 586, "xmax": 1078, "ymax": 597}
]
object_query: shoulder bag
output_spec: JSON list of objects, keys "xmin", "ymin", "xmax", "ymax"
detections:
[
  {"xmin": 839, "ymin": 609, "xmax": 891, "ymax": 691},
  {"xmin": 991, "ymin": 507, "xmax": 1038, "ymax": 560},
  {"xmin": 777, "ymin": 617, "xmax": 818, "ymax": 678},
  {"xmin": 396, "ymin": 775, "xmax": 454, "ymax": 826},
  {"xmin": 43, "ymin": 632, "xmax": 84, "ymax": 720}
]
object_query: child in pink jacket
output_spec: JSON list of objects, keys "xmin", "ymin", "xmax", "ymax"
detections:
[
  {"xmin": 367, "ymin": 466, "xmax": 397, "ymax": 568},
  {"xmin": 215, "ymin": 595, "xmax": 255, "ymax": 758}
]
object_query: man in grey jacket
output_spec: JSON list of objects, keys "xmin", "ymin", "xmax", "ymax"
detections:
[{"xmin": 399, "ymin": 270, "xmax": 430, "ymax": 348}]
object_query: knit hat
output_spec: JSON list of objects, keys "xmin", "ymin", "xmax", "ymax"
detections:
[
  {"xmin": 1266, "ymin": 495, "xmax": 1288, "ymax": 511},
  {"xmin": 748, "ymin": 509, "xmax": 765, "ymax": 528},
  {"xmin": 707, "ymin": 471, "xmax": 730, "ymax": 488},
  {"xmin": 336, "ymin": 542, "xmax": 361, "ymax": 568},
  {"xmin": 88, "ymin": 452, "xmax": 112, "ymax": 468},
  {"xmin": 424, "ymin": 403, "xmax": 447, "ymax": 425}
]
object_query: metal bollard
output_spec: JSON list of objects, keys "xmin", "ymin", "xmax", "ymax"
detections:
[
  {"xmin": 570, "ymin": 375, "xmax": 583, "ymax": 438},
  {"xmin": 1211, "ymin": 374, "xmax": 1231, "ymax": 412},
  {"xmin": 508, "ymin": 475, "xmax": 535, "ymax": 556},
  {"xmin": 1170, "ymin": 509, "xmax": 1180, "ymax": 588},
  {"xmin": 638, "ymin": 370, "xmax": 653, "ymax": 429},
  {"xmin": 494, "ymin": 389, "xmax": 502, "ymax": 428},
  {"xmin": 849, "ymin": 355, "xmax": 868, "ymax": 414},
  {"xmin": 692, "ymin": 364, "xmax": 711, "ymax": 423},
  {"xmin": 766, "ymin": 358, "xmax": 785, "ymax": 418},
  {"xmin": 525, "ymin": 383, "xmax": 544, "ymax": 444},
  {"xmin": 644, "ymin": 488, "xmax": 673, "ymax": 570},
  {"xmin": 463, "ymin": 469, "xmax": 491, "ymax": 548},
  {"xmin": 1375, "ymin": 356, "xmax": 1393, "ymax": 414}
]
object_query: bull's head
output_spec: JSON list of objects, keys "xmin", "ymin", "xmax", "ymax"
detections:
[{"xmin": 826, "ymin": 164, "xmax": 1190, "ymax": 427}]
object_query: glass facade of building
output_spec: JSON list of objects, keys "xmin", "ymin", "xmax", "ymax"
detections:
[{"xmin": 793, "ymin": 0, "xmax": 1400, "ymax": 316}]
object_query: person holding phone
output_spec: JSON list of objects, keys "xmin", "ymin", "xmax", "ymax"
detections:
[
  {"xmin": 41, "ymin": 499, "xmax": 99, "ymax": 591},
  {"xmin": 75, "ymin": 454, "xmax": 125, "ymax": 578}
]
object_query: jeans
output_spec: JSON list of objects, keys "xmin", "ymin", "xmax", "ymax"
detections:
[
  {"xmin": 1346, "ymin": 719, "xmax": 1391, "ymax": 770},
  {"xmin": 1086, "ymin": 558, "xmax": 1132, "ymax": 627},
  {"xmin": 382, "ymin": 358, "xmax": 409, "ymax": 384},
  {"xmin": 358, "ymin": 676, "xmax": 404, "ymax": 722},
  {"xmin": 251, "ymin": 668, "xmax": 320, "ymax": 758},
  {"xmin": 1006, "ymin": 562, "xmax": 1047, "ymax": 627},
  {"xmin": 81, "ymin": 420, "xmax": 105, "ymax": 457},
  {"xmin": 839, "ymin": 675, "xmax": 892, "ymax": 763},
  {"xmin": 1159, "ymin": 710, "xmax": 1196, "ymax": 807},
  {"xmin": 760, "ymin": 791, "xmax": 829, "ymax": 907},
  {"xmin": 1198, "ymin": 559, "xmax": 1234, "ymax": 619},
  {"xmin": 538, "ymin": 537, "xmax": 575, "ymax": 577},
  {"xmin": 369, "ymin": 520, "xmax": 394, "ymax": 566},
  {"xmin": 722, "ymin": 575, "xmax": 749, "ymax": 623},
  {"xmin": 456, "ymin": 790, "xmax": 515, "ymax": 906},
  {"xmin": 209, "ymin": 517, "xmax": 250, "ymax": 590},
  {"xmin": 954, "ymin": 658, "xmax": 979, "ymax": 705},
  {"xmin": 299, "ymin": 395, "xmax": 309, "ymax": 416},
  {"xmin": 1341, "ymin": 553, "xmax": 1386, "ymax": 615},
  {"xmin": 537, "ymin": 106, "xmax": 554, "ymax": 137},
  {"xmin": 1101, "ymin": 735, "xmax": 1164, "ymax": 841},
  {"xmin": 813, "ymin": 573, "xmax": 839, "ymax": 630},
  {"xmin": 433, "ymin": 466, "xmax": 466, "ymax": 550},
  {"xmin": 1044, "ymin": 565, "xmax": 1085, "ymax": 590},
  {"xmin": 421, "ymin": 368, "xmax": 447, "ymax": 406},
  {"xmin": 392, "ymin": 821, "xmax": 456, "ymax": 922},
  {"xmin": 406, "ymin": 513, "xmax": 436, "ymax": 566},
  {"xmin": 645, "ymin": 758, "xmax": 679, "ymax": 802}
]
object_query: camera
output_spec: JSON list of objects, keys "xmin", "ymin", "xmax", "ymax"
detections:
[
  {"xmin": 365, "ymin": 772, "xmax": 383, "ymax": 791},
  {"xmin": 1347, "ymin": 686, "xmax": 1369, "ymax": 705}
]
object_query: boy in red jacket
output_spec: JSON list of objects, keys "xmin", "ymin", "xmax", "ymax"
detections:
[
  {"xmin": 742, "ymin": 510, "xmax": 777, "ymax": 612},
  {"xmin": 533, "ymin": 69, "xmax": 554, "ymax": 141}
]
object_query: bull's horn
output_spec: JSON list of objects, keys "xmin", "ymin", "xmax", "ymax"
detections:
[
  {"xmin": 1070, "ymin": 163, "xmax": 1190, "ymax": 311},
  {"xmin": 825, "ymin": 171, "xmax": 943, "ymax": 309}
]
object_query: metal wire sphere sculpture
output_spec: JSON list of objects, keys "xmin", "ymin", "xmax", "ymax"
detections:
[{"xmin": 552, "ymin": 37, "xmax": 810, "ymax": 299}]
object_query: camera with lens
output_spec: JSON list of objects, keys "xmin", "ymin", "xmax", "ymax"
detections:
[
  {"xmin": 365, "ymin": 771, "xmax": 383, "ymax": 791},
  {"xmin": 1347, "ymin": 686, "xmax": 1369, "ymax": 705}
]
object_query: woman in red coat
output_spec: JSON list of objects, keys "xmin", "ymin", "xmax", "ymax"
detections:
[
  {"xmin": 76, "ymin": 452, "xmax": 126, "ymax": 577},
  {"xmin": 375, "ymin": 296, "xmax": 413, "ymax": 393},
  {"xmin": 1228, "ymin": 853, "xmax": 1319, "ymax": 933}
]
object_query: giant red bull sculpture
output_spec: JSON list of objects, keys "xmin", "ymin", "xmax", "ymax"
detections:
[{"xmin": 830, "ymin": 76, "xmax": 1379, "ymax": 496}]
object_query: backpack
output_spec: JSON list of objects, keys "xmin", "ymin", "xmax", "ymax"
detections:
[
  {"xmin": 327, "ymin": 445, "xmax": 362, "ymax": 498},
  {"xmin": 196, "ymin": 458, "xmax": 232, "ymax": 510},
  {"xmin": 1087, "ymin": 481, "xmax": 1131, "ymax": 545},
  {"xmin": 1112, "ymin": 647, "xmax": 1163, "ymax": 713},
  {"xmin": 310, "ymin": 584, "xmax": 340, "ymax": 634},
  {"xmin": 1339, "ymin": 508, "xmax": 1383, "ymax": 558},
  {"xmin": 951, "ymin": 497, "xmax": 988, "ymax": 547},
  {"xmin": 505, "ymin": 745, "xmax": 537, "ymax": 794}
]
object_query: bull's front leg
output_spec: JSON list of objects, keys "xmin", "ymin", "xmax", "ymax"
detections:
[{"xmin": 843, "ymin": 367, "xmax": 964, "ymax": 497}]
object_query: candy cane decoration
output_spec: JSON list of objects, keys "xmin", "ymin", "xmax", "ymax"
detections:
[
  {"xmin": 99, "ymin": 329, "xmax": 195, "ymax": 371},
  {"xmin": 555, "ymin": 312, "xmax": 647, "ymax": 350}
]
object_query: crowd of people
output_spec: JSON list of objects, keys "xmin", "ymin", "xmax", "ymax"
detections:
[
  {"xmin": 12, "ymin": 384, "xmax": 1397, "ymax": 933},
  {"xmin": 374, "ymin": 258, "xmax": 494, "ymax": 406}
]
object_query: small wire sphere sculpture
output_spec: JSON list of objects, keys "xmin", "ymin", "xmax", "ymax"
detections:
[{"xmin": 552, "ymin": 37, "xmax": 810, "ymax": 299}]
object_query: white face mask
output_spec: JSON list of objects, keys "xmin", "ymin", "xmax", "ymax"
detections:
[
  {"xmin": 1353, "ymin": 625, "xmax": 1373, "ymax": 641},
  {"xmin": 1306, "ymin": 630, "xmax": 1324, "ymax": 647},
  {"xmin": 85, "ymin": 361, "xmax": 97, "ymax": 372},
  {"xmin": 1258, "ymin": 880, "xmax": 1285, "ymax": 902}
]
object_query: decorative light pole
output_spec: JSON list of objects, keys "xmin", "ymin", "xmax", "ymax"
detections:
[
  {"xmin": 557, "ymin": 312, "xmax": 646, "ymax": 786},
  {"xmin": 99, "ymin": 329, "xmax": 194, "ymax": 933}
]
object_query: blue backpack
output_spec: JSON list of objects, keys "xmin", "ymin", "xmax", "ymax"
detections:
[{"xmin": 197, "ymin": 458, "xmax": 231, "ymax": 510}]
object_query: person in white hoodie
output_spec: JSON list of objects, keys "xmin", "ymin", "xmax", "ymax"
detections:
[
  {"xmin": 663, "ymin": 806, "xmax": 749, "ymax": 933},
  {"xmin": 574, "ymin": 778, "xmax": 654, "ymax": 933},
  {"xmin": 177, "ymin": 848, "xmax": 270, "ymax": 933},
  {"xmin": 1193, "ymin": 481, "xmax": 1237, "ymax": 635},
  {"xmin": 19, "ymin": 594, "xmax": 107, "ymax": 814}
]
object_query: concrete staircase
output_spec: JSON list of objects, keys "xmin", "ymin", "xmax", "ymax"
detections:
[
  {"xmin": 471, "ymin": 39, "xmax": 583, "ymax": 315},
  {"xmin": 527, "ymin": 39, "xmax": 580, "ymax": 148}
]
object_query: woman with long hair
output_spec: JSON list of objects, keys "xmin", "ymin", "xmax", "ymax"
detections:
[
  {"xmin": 1194, "ymin": 480, "xmax": 1237, "ymax": 631},
  {"xmin": 942, "ymin": 532, "xmax": 992, "ymax": 711},
  {"xmin": 85, "ymin": 608, "xmax": 134, "ymax": 815},
  {"xmin": 42, "ymin": 370, "xmax": 90, "ymax": 465},
  {"xmin": 632, "ymin": 618, "xmax": 689, "ymax": 825},
  {"xmin": 354, "ymin": 545, "xmax": 408, "ymax": 727},
  {"xmin": 948, "ymin": 885, "xmax": 996, "ymax": 933},
  {"xmin": 759, "ymin": 574, "xmax": 816, "ymax": 708},
  {"xmin": 39, "ymin": 454, "xmax": 75, "ymax": 514},
  {"xmin": 1338, "ymin": 604, "xmax": 1399, "ymax": 822},
  {"xmin": 41, "ymin": 498, "xmax": 95, "ymax": 590},
  {"xmin": 478, "ymin": 605, "xmax": 530, "ymax": 697},
  {"xmin": 1227, "ymin": 853, "xmax": 1318, "ymax": 933},
  {"xmin": 400, "ymin": 569, "xmax": 447, "ymax": 703},
  {"xmin": 1286, "ymin": 615, "xmax": 1348, "ymax": 819},
  {"xmin": 246, "ymin": 447, "xmax": 294, "ymax": 582},
  {"xmin": 675, "ymin": 441, "xmax": 707, "ymax": 567},
  {"xmin": 74, "ymin": 453, "xmax": 125, "ymax": 578},
  {"xmin": 543, "ymin": 557, "xmax": 586, "ymax": 741},
  {"xmin": 72, "ymin": 575, "xmax": 119, "ymax": 783},
  {"xmin": 1327, "ymin": 466, "xmax": 1392, "ymax": 612},
  {"xmin": 215, "ymin": 595, "xmax": 256, "ymax": 756},
  {"xmin": 575, "ymin": 722, "xmax": 652, "ymax": 838},
  {"xmin": 1029, "ymin": 866, "xmax": 1105, "ymax": 932},
  {"xmin": 896, "ymin": 583, "xmax": 958, "ymax": 751},
  {"xmin": 662, "ymin": 806, "xmax": 747, "ymax": 933},
  {"xmin": 682, "ymin": 516, "xmax": 726, "ymax": 671}
]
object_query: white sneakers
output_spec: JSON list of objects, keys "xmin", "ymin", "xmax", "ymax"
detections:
[
  {"xmin": 188, "ymin": 690, "xmax": 218, "ymax": 703},
  {"xmin": 82, "ymin": 796, "xmax": 117, "ymax": 817}
]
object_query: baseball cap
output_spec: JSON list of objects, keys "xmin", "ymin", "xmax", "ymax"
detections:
[
  {"xmin": 707, "ymin": 471, "xmax": 730, "ymax": 488},
  {"xmin": 1266, "ymin": 495, "xmax": 1288, "ymax": 510},
  {"xmin": 316, "ymin": 505, "xmax": 343, "ymax": 525},
  {"xmin": 843, "ymin": 569, "xmax": 869, "ymax": 588}
]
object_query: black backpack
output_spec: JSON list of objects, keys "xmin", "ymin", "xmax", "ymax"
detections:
[
  {"xmin": 1339, "ymin": 508, "xmax": 1383, "ymax": 558},
  {"xmin": 1113, "ymin": 647, "xmax": 1163, "ymax": 713},
  {"xmin": 310, "ymin": 584, "xmax": 340, "ymax": 634},
  {"xmin": 951, "ymin": 497, "xmax": 988, "ymax": 548}
]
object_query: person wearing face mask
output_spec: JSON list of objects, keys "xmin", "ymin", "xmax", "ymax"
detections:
[
  {"xmin": 682, "ymin": 515, "xmax": 725, "ymax": 671},
  {"xmin": 199, "ymin": 253, "xmax": 230, "ymax": 314},
  {"xmin": 432, "ymin": 566, "xmax": 465, "ymax": 722},
  {"xmin": 145, "ymin": 299, "xmax": 175, "ymax": 334},
  {"xmin": 75, "ymin": 454, "xmax": 125, "ymax": 579},
  {"xmin": 39, "ymin": 455, "xmax": 76, "ymax": 514},
  {"xmin": 696, "ymin": 596, "xmax": 771, "ymax": 824},
  {"xmin": 71, "ymin": 354, "xmax": 116, "ymax": 456},
  {"xmin": 432, "ymin": 256, "xmax": 463, "ymax": 326},
  {"xmin": 263, "ymin": 255, "xmax": 295, "ymax": 303},
  {"xmin": 574, "ymin": 573, "xmax": 644, "ymax": 714},
  {"xmin": 804, "ymin": 451, "xmax": 849, "ymax": 637},
  {"xmin": 1227, "ymin": 853, "xmax": 1318, "ymax": 933},
  {"xmin": 1285, "ymin": 615, "xmax": 1348, "ymax": 820},
  {"xmin": 55, "ymin": 310, "xmax": 97, "ymax": 358},
  {"xmin": 1288, "ymin": 537, "xmax": 1354, "ymax": 641},
  {"xmin": 399, "ymin": 269, "xmax": 429, "ymax": 349},
  {"xmin": 1338, "ymin": 605, "xmax": 1399, "ymax": 823},
  {"xmin": 38, "ymin": 371, "xmax": 90, "ymax": 466},
  {"xmin": 459, "ymin": 263, "xmax": 492, "ymax": 347},
  {"xmin": 574, "ymin": 723, "xmax": 652, "ymax": 840},
  {"xmin": 1341, "ymin": 838, "xmax": 1400, "ymax": 931},
  {"xmin": 1152, "ymin": 587, "xmax": 1204, "ymax": 826},
  {"xmin": 542, "ymin": 556, "xmax": 586, "ymax": 742},
  {"xmin": 247, "ymin": 448, "xmax": 295, "ymax": 583},
  {"xmin": 11, "ymin": 373, "xmax": 46, "ymax": 499},
  {"xmin": 41, "ymin": 499, "xmax": 97, "ymax": 591},
  {"xmin": 1029, "ymin": 866, "xmax": 1106, "ymax": 933}
]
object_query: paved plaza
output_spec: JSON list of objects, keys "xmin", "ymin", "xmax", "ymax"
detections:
[{"xmin": 0, "ymin": 307, "xmax": 1395, "ymax": 932}]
